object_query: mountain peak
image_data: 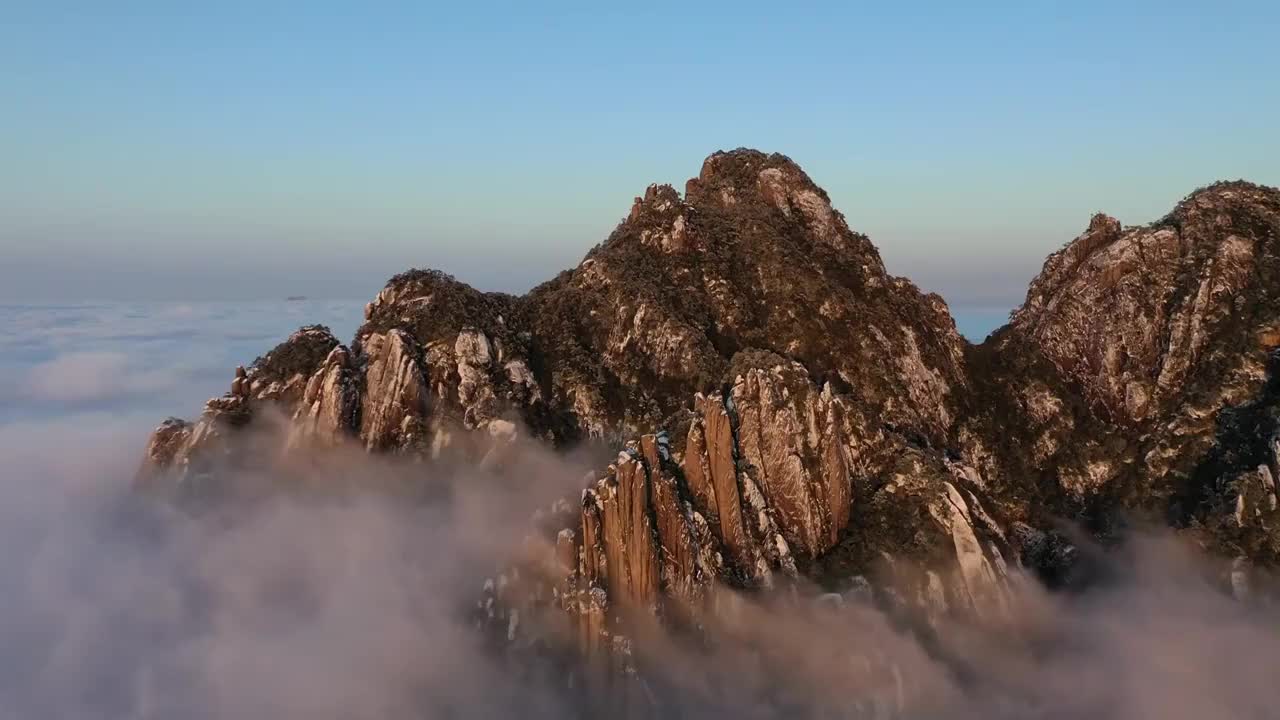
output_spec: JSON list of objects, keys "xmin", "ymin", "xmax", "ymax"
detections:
[
  {"xmin": 1180, "ymin": 178, "xmax": 1279, "ymax": 205},
  {"xmin": 1160, "ymin": 179, "xmax": 1280, "ymax": 231},
  {"xmin": 685, "ymin": 148, "xmax": 823, "ymax": 211},
  {"xmin": 138, "ymin": 157, "xmax": 1280, "ymax": 714},
  {"xmin": 693, "ymin": 147, "xmax": 807, "ymax": 186}
]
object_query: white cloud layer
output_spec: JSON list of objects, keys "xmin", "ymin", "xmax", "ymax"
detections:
[
  {"xmin": 0, "ymin": 300, "xmax": 364, "ymax": 423},
  {"xmin": 0, "ymin": 300, "xmax": 1277, "ymax": 718},
  {"xmin": 21, "ymin": 351, "xmax": 177, "ymax": 404}
]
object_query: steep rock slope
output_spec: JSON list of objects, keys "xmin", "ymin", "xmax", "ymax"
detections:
[
  {"xmin": 138, "ymin": 324, "xmax": 347, "ymax": 496},
  {"xmin": 139, "ymin": 152, "xmax": 1280, "ymax": 700},
  {"xmin": 143, "ymin": 149, "xmax": 969, "ymax": 496},
  {"xmin": 513, "ymin": 151, "xmax": 966, "ymax": 445},
  {"xmin": 959, "ymin": 182, "xmax": 1280, "ymax": 557}
]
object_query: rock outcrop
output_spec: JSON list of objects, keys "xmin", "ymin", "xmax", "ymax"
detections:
[
  {"xmin": 513, "ymin": 151, "xmax": 967, "ymax": 446},
  {"xmin": 288, "ymin": 344, "xmax": 360, "ymax": 450},
  {"xmin": 138, "ymin": 150, "xmax": 1280, "ymax": 711},
  {"xmin": 525, "ymin": 355, "xmax": 1014, "ymax": 646},
  {"xmin": 961, "ymin": 181, "xmax": 1280, "ymax": 546},
  {"xmin": 137, "ymin": 324, "xmax": 344, "ymax": 492},
  {"xmin": 142, "ymin": 149, "xmax": 971, "ymax": 487}
]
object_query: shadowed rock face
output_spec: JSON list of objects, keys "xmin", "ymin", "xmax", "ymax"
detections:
[{"xmin": 138, "ymin": 150, "xmax": 1280, "ymax": 704}]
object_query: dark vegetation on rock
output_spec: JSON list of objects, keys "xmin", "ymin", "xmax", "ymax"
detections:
[{"xmin": 250, "ymin": 324, "xmax": 339, "ymax": 381}]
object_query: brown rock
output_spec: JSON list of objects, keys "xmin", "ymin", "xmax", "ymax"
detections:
[
  {"xmin": 358, "ymin": 330, "xmax": 429, "ymax": 451},
  {"xmin": 136, "ymin": 153, "xmax": 1280, "ymax": 693},
  {"xmin": 288, "ymin": 345, "xmax": 359, "ymax": 449}
]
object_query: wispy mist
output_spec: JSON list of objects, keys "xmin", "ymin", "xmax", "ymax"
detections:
[
  {"xmin": 2, "ymin": 405, "xmax": 1279, "ymax": 718},
  {"xmin": 0, "ymin": 304, "xmax": 1277, "ymax": 718},
  {"xmin": 0, "ymin": 415, "xmax": 596, "ymax": 718}
]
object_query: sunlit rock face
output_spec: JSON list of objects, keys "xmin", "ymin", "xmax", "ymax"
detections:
[
  {"xmin": 521, "ymin": 148, "xmax": 969, "ymax": 445},
  {"xmin": 961, "ymin": 181, "xmax": 1280, "ymax": 546},
  {"xmin": 356, "ymin": 329, "xmax": 428, "ymax": 451},
  {"xmin": 137, "ymin": 325, "xmax": 344, "ymax": 491},
  {"xmin": 1011, "ymin": 184, "xmax": 1277, "ymax": 426},
  {"xmin": 288, "ymin": 344, "xmax": 360, "ymax": 450},
  {"xmin": 144, "ymin": 149, "xmax": 969, "ymax": 468},
  {"xmin": 530, "ymin": 354, "xmax": 1014, "ymax": 636},
  {"xmin": 138, "ymin": 150, "xmax": 1280, "ymax": 711}
]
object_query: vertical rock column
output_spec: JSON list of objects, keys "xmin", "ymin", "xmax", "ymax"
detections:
[
  {"xmin": 288, "ymin": 345, "xmax": 360, "ymax": 449},
  {"xmin": 732, "ymin": 365, "xmax": 852, "ymax": 559},
  {"xmin": 358, "ymin": 330, "xmax": 430, "ymax": 451},
  {"xmin": 682, "ymin": 393, "xmax": 768, "ymax": 582}
]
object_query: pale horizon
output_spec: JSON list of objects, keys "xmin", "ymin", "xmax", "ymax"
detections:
[{"xmin": 4, "ymin": 2, "xmax": 1278, "ymax": 309}]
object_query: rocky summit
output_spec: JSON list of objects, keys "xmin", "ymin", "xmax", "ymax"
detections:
[{"xmin": 139, "ymin": 149, "xmax": 1280, "ymax": 711}]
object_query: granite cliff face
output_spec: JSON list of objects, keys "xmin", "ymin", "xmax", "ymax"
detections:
[
  {"xmin": 962, "ymin": 181, "xmax": 1280, "ymax": 555},
  {"xmin": 139, "ymin": 150, "xmax": 1280, "ymax": 710}
]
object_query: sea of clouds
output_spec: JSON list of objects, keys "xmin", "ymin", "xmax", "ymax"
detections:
[
  {"xmin": 0, "ymin": 300, "xmax": 367, "ymax": 426},
  {"xmin": 1, "ymin": 300, "xmax": 1277, "ymax": 718}
]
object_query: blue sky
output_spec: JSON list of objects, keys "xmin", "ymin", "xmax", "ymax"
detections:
[{"xmin": 2, "ymin": 1, "xmax": 1277, "ymax": 307}]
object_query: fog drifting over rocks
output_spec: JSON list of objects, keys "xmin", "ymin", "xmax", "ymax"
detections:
[
  {"xmin": 5, "ymin": 414, "xmax": 1280, "ymax": 718},
  {"xmin": 1, "ymin": 303, "xmax": 1277, "ymax": 718}
]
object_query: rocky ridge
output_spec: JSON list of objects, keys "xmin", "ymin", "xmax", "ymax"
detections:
[{"xmin": 139, "ymin": 150, "xmax": 1280, "ymax": 710}]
